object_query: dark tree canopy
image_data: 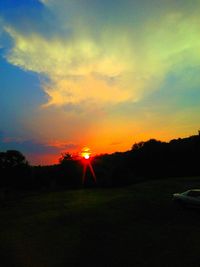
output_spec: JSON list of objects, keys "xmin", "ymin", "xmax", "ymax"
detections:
[
  {"xmin": 0, "ymin": 150, "xmax": 28, "ymax": 168},
  {"xmin": 0, "ymin": 150, "xmax": 30, "ymax": 190},
  {"xmin": 1, "ymin": 133, "xmax": 200, "ymax": 191},
  {"xmin": 59, "ymin": 152, "xmax": 73, "ymax": 164}
]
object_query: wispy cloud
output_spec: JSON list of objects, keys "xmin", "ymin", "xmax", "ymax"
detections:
[
  {"xmin": 0, "ymin": 134, "xmax": 77, "ymax": 155},
  {"xmin": 0, "ymin": 130, "xmax": 79, "ymax": 164}
]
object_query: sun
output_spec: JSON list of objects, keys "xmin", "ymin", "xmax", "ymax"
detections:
[
  {"xmin": 83, "ymin": 153, "xmax": 90, "ymax": 160},
  {"xmin": 81, "ymin": 147, "xmax": 91, "ymax": 160}
]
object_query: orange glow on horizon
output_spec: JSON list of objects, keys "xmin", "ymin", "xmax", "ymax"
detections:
[{"xmin": 27, "ymin": 128, "xmax": 192, "ymax": 166}]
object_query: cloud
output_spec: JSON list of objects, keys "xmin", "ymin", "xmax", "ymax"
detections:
[
  {"xmin": 3, "ymin": 1, "xmax": 200, "ymax": 110},
  {"xmin": 0, "ymin": 130, "xmax": 78, "ymax": 164},
  {"xmin": 4, "ymin": 26, "xmax": 133, "ymax": 106},
  {"xmin": 0, "ymin": 134, "xmax": 77, "ymax": 155},
  {"xmin": 1, "ymin": 0, "xmax": 200, "ymax": 162},
  {"xmin": 39, "ymin": 0, "xmax": 49, "ymax": 4}
]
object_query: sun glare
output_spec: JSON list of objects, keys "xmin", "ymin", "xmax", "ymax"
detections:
[
  {"xmin": 83, "ymin": 153, "xmax": 90, "ymax": 159},
  {"xmin": 80, "ymin": 146, "xmax": 96, "ymax": 184},
  {"xmin": 81, "ymin": 147, "xmax": 91, "ymax": 160}
]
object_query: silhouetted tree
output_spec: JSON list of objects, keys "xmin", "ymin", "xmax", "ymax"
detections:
[
  {"xmin": 59, "ymin": 152, "xmax": 72, "ymax": 164},
  {"xmin": 0, "ymin": 150, "xmax": 30, "ymax": 189},
  {"xmin": 58, "ymin": 152, "xmax": 82, "ymax": 188},
  {"xmin": 1, "ymin": 132, "xmax": 200, "ymax": 193},
  {"xmin": 0, "ymin": 150, "xmax": 28, "ymax": 168}
]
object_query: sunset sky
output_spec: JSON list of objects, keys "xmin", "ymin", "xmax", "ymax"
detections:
[{"xmin": 1, "ymin": 0, "xmax": 200, "ymax": 165}]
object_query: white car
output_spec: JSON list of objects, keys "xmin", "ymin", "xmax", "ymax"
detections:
[{"xmin": 173, "ymin": 189, "xmax": 200, "ymax": 207}]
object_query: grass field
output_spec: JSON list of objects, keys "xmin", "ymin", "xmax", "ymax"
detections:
[{"xmin": 1, "ymin": 176, "xmax": 200, "ymax": 267}]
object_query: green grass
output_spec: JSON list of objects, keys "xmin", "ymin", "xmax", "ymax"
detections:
[{"xmin": 1, "ymin": 176, "xmax": 200, "ymax": 267}]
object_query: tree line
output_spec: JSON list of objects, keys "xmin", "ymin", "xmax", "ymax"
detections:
[{"xmin": 0, "ymin": 133, "xmax": 200, "ymax": 192}]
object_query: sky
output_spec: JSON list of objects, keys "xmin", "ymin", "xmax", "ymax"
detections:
[{"xmin": 1, "ymin": 0, "xmax": 200, "ymax": 165}]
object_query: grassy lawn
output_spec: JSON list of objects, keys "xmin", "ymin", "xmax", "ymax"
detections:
[{"xmin": 1, "ymin": 176, "xmax": 200, "ymax": 267}]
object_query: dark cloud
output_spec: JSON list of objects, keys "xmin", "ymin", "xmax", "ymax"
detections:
[
  {"xmin": 0, "ymin": 131, "xmax": 4, "ymax": 142},
  {"xmin": 0, "ymin": 133, "xmax": 77, "ymax": 155}
]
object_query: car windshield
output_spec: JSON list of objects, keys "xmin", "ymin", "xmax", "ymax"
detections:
[{"xmin": 187, "ymin": 191, "xmax": 200, "ymax": 197}]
